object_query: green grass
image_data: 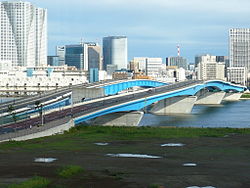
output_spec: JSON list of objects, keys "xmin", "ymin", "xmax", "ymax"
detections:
[
  {"xmin": 1, "ymin": 126, "xmax": 250, "ymax": 151},
  {"xmin": 241, "ymin": 93, "xmax": 250, "ymax": 98},
  {"xmin": 8, "ymin": 176, "xmax": 50, "ymax": 188},
  {"xmin": 57, "ymin": 165, "xmax": 84, "ymax": 178}
]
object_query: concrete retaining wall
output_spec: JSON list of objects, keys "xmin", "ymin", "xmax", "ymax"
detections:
[
  {"xmin": 90, "ymin": 111, "xmax": 144, "ymax": 126},
  {"xmin": 0, "ymin": 118, "xmax": 74, "ymax": 142},
  {"xmin": 72, "ymin": 87, "xmax": 105, "ymax": 103},
  {"xmin": 149, "ymin": 96, "xmax": 197, "ymax": 115}
]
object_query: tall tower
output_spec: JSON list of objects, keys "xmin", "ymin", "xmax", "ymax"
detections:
[
  {"xmin": 229, "ymin": 28, "xmax": 250, "ymax": 71},
  {"xmin": 0, "ymin": 1, "xmax": 47, "ymax": 69},
  {"xmin": 103, "ymin": 36, "xmax": 128, "ymax": 70}
]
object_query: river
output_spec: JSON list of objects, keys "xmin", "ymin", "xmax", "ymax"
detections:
[{"xmin": 140, "ymin": 100, "xmax": 250, "ymax": 128}]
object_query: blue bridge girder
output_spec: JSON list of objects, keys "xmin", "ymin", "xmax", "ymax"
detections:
[
  {"xmin": 74, "ymin": 80, "xmax": 247, "ymax": 124},
  {"xmin": 100, "ymin": 79, "xmax": 168, "ymax": 95}
]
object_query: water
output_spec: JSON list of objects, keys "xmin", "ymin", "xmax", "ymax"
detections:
[{"xmin": 140, "ymin": 100, "xmax": 250, "ymax": 128}]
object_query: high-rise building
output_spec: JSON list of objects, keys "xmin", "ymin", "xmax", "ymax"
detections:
[
  {"xmin": 0, "ymin": 1, "xmax": 47, "ymax": 69},
  {"xmin": 166, "ymin": 56, "xmax": 188, "ymax": 70},
  {"xmin": 229, "ymin": 28, "xmax": 250, "ymax": 71},
  {"xmin": 103, "ymin": 36, "xmax": 127, "ymax": 70},
  {"xmin": 56, "ymin": 46, "xmax": 65, "ymax": 66},
  {"xmin": 87, "ymin": 43, "xmax": 101, "ymax": 82}
]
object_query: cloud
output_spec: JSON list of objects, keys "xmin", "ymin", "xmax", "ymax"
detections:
[{"xmin": 29, "ymin": 0, "xmax": 250, "ymax": 60}]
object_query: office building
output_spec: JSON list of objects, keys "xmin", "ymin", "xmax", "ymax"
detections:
[
  {"xmin": 146, "ymin": 58, "xmax": 163, "ymax": 78},
  {"xmin": 47, "ymin": 56, "xmax": 59, "ymax": 66},
  {"xmin": 196, "ymin": 54, "xmax": 226, "ymax": 80},
  {"xmin": 56, "ymin": 46, "xmax": 65, "ymax": 66},
  {"xmin": 166, "ymin": 56, "xmax": 188, "ymax": 70},
  {"xmin": 229, "ymin": 28, "xmax": 250, "ymax": 70},
  {"xmin": 103, "ymin": 36, "xmax": 128, "ymax": 70},
  {"xmin": 227, "ymin": 67, "xmax": 247, "ymax": 86},
  {"xmin": 65, "ymin": 44, "xmax": 88, "ymax": 71},
  {"xmin": 0, "ymin": 1, "xmax": 47, "ymax": 69}
]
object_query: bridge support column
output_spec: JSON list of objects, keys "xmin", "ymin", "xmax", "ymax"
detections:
[
  {"xmin": 195, "ymin": 92, "xmax": 226, "ymax": 105},
  {"xmin": 223, "ymin": 93, "xmax": 242, "ymax": 101},
  {"xmin": 89, "ymin": 111, "xmax": 144, "ymax": 126},
  {"xmin": 149, "ymin": 96, "xmax": 197, "ymax": 115}
]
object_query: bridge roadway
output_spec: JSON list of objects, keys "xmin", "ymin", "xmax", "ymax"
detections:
[
  {"xmin": 0, "ymin": 79, "xmax": 165, "ymax": 114},
  {"xmin": 0, "ymin": 79, "xmax": 118, "ymax": 112},
  {"xmin": 0, "ymin": 80, "xmax": 200, "ymax": 134}
]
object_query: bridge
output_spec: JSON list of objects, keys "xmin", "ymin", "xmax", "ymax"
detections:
[
  {"xmin": 0, "ymin": 79, "xmax": 246, "ymax": 142},
  {"xmin": 0, "ymin": 79, "xmax": 167, "ymax": 115}
]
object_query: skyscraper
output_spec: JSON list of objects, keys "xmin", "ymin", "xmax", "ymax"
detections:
[
  {"xmin": 87, "ymin": 43, "xmax": 101, "ymax": 82},
  {"xmin": 229, "ymin": 28, "xmax": 250, "ymax": 71},
  {"xmin": 0, "ymin": 1, "xmax": 47, "ymax": 69},
  {"xmin": 103, "ymin": 36, "xmax": 128, "ymax": 70}
]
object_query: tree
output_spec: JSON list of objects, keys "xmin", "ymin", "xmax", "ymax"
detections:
[
  {"xmin": 35, "ymin": 100, "xmax": 43, "ymax": 126},
  {"xmin": 7, "ymin": 105, "xmax": 17, "ymax": 123}
]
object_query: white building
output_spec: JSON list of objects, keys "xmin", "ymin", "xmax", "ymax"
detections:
[
  {"xmin": 227, "ymin": 67, "xmax": 247, "ymax": 86},
  {"xmin": 133, "ymin": 57, "xmax": 147, "ymax": 73},
  {"xmin": 0, "ymin": 1, "xmax": 47, "ymax": 69},
  {"xmin": 0, "ymin": 66, "xmax": 88, "ymax": 89},
  {"xmin": 229, "ymin": 28, "xmax": 250, "ymax": 71},
  {"xmin": 196, "ymin": 54, "xmax": 226, "ymax": 81},
  {"xmin": 146, "ymin": 58, "xmax": 163, "ymax": 78}
]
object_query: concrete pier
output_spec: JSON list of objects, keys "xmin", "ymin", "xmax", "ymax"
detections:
[
  {"xmin": 149, "ymin": 96, "xmax": 197, "ymax": 115},
  {"xmin": 195, "ymin": 91, "xmax": 226, "ymax": 105},
  {"xmin": 72, "ymin": 87, "xmax": 105, "ymax": 103},
  {"xmin": 90, "ymin": 111, "xmax": 144, "ymax": 126},
  {"xmin": 223, "ymin": 93, "xmax": 242, "ymax": 101}
]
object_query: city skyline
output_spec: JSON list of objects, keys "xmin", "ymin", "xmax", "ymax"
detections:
[{"xmin": 16, "ymin": 0, "xmax": 250, "ymax": 62}]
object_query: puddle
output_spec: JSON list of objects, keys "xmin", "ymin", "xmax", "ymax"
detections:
[
  {"xmin": 161, "ymin": 143, "xmax": 185, "ymax": 147},
  {"xmin": 34, "ymin": 158, "xmax": 57, "ymax": 163},
  {"xmin": 182, "ymin": 163, "xmax": 197, "ymax": 167},
  {"xmin": 94, "ymin": 143, "xmax": 109, "ymax": 146},
  {"xmin": 106, "ymin": 154, "xmax": 162, "ymax": 159},
  {"xmin": 186, "ymin": 186, "xmax": 216, "ymax": 188}
]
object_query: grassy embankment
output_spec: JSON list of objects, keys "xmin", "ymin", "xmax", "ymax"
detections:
[
  {"xmin": 1, "ymin": 126, "xmax": 250, "ymax": 188},
  {"xmin": 241, "ymin": 93, "xmax": 250, "ymax": 98},
  {"xmin": 1, "ymin": 126, "xmax": 250, "ymax": 151}
]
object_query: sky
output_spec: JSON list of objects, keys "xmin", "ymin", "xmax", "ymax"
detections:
[{"xmin": 26, "ymin": 0, "xmax": 250, "ymax": 63}]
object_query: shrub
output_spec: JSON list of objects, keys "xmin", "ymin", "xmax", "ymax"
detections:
[
  {"xmin": 57, "ymin": 165, "xmax": 84, "ymax": 178},
  {"xmin": 8, "ymin": 176, "xmax": 50, "ymax": 188}
]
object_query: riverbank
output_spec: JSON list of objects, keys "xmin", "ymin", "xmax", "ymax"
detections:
[
  {"xmin": 0, "ymin": 126, "xmax": 250, "ymax": 188},
  {"xmin": 241, "ymin": 93, "xmax": 250, "ymax": 99}
]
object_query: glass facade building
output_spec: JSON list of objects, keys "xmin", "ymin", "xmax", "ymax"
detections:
[
  {"xmin": 65, "ymin": 44, "xmax": 88, "ymax": 70},
  {"xmin": 103, "ymin": 36, "xmax": 128, "ymax": 71}
]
